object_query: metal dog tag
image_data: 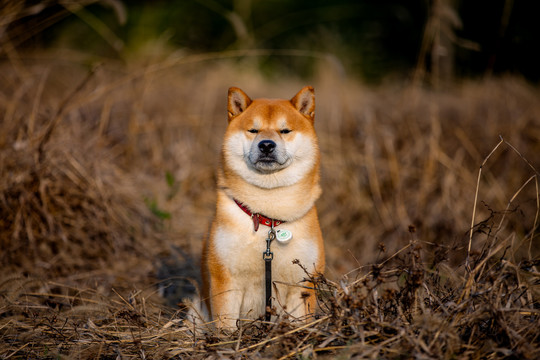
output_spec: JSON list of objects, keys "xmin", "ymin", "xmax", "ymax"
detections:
[{"xmin": 275, "ymin": 229, "xmax": 292, "ymax": 243}]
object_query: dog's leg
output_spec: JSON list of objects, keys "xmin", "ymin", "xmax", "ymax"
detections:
[
  {"xmin": 282, "ymin": 284, "xmax": 317, "ymax": 321},
  {"xmin": 210, "ymin": 277, "xmax": 243, "ymax": 330}
]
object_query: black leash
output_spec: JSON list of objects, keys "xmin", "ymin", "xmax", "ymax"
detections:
[{"xmin": 262, "ymin": 221, "xmax": 276, "ymax": 321}]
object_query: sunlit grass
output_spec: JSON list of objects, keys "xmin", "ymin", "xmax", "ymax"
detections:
[{"xmin": 0, "ymin": 51, "xmax": 538, "ymax": 358}]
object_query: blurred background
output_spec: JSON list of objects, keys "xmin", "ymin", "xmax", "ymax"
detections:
[
  {"xmin": 4, "ymin": 0, "xmax": 540, "ymax": 82},
  {"xmin": 1, "ymin": 0, "xmax": 539, "ymax": 305}
]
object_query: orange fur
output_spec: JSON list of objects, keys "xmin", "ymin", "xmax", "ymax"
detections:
[{"xmin": 202, "ymin": 86, "xmax": 325, "ymax": 329}]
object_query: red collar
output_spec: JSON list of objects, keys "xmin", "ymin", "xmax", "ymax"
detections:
[{"xmin": 234, "ymin": 199, "xmax": 285, "ymax": 231}]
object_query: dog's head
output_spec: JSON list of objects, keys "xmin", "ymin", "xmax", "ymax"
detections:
[{"xmin": 222, "ymin": 86, "xmax": 319, "ymax": 189}]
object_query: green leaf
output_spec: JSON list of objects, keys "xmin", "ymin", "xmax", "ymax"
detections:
[
  {"xmin": 145, "ymin": 197, "xmax": 171, "ymax": 220},
  {"xmin": 165, "ymin": 171, "xmax": 175, "ymax": 188}
]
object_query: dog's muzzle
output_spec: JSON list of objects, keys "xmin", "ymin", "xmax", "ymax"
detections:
[{"xmin": 249, "ymin": 139, "xmax": 289, "ymax": 172}]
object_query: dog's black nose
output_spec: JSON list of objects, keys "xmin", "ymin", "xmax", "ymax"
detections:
[{"xmin": 258, "ymin": 140, "xmax": 276, "ymax": 154}]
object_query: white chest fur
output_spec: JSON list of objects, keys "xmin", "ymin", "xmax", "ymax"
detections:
[{"xmin": 213, "ymin": 219, "xmax": 319, "ymax": 317}]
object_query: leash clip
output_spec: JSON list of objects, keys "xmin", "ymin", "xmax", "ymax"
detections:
[{"xmin": 262, "ymin": 221, "xmax": 275, "ymax": 260}]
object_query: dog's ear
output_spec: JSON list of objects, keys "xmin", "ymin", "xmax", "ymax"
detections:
[
  {"xmin": 228, "ymin": 87, "xmax": 252, "ymax": 121},
  {"xmin": 291, "ymin": 86, "xmax": 315, "ymax": 121}
]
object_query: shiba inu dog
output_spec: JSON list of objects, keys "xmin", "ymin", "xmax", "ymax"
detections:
[{"xmin": 201, "ymin": 86, "xmax": 325, "ymax": 329}]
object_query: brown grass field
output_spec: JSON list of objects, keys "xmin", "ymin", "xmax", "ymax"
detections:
[{"xmin": 1, "ymin": 50, "xmax": 539, "ymax": 358}]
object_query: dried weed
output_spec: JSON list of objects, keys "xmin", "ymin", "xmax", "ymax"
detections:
[{"xmin": 1, "ymin": 56, "xmax": 539, "ymax": 358}]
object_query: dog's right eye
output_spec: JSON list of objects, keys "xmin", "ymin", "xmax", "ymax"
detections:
[{"xmin": 247, "ymin": 129, "xmax": 259, "ymax": 133}]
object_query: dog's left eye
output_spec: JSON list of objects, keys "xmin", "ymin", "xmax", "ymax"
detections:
[{"xmin": 280, "ymin": 129, "xmax": 292, "ymax": 134}]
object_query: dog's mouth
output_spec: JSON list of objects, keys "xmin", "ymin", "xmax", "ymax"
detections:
[
  {"xmin": 257, "ymin": 155, "xmax": 277, "ymax": 164},
  {"xmin": 251, "ymin": 155, "xmax": 290, "ymax": 173}
]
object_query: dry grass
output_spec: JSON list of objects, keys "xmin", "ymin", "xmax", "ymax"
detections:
[{"xmin": 1, "ymin": 51, "xmax": 539, "ymax": 358}]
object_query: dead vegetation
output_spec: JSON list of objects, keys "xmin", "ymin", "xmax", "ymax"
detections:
[{"xmin": 0, "ymin": 51, "xmax": 539, "ymax": 358}]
